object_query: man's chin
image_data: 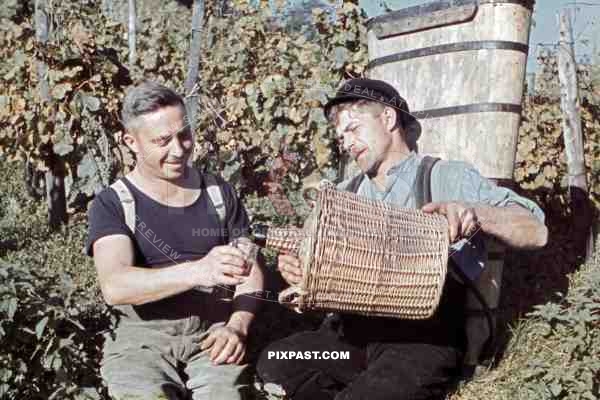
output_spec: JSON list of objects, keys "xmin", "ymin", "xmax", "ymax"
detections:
[{"xmin": 162, "ymin": 163, "xmax": 189, "ymax": 179}]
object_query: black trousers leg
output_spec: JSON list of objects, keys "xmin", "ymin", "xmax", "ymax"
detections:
[
  {"xmin": 258, "ymin": 279, "xmax": 466, "ymax": 400},
  {"xmin": 335, "ymin": 342, "xmax": 462, "ymax": 400},
  {"xmin": 256, "ymin": 328, "xmax": 365, "ymax": 400}
]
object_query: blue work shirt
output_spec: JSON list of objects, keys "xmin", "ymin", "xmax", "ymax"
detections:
[{"xmin": 338, "ymin": 151, "xmax": 545, "ymax": 280}]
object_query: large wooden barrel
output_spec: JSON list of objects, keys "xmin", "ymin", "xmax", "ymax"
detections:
[{"xmin": 367, "ymin": 0, "xmax": 534, "ymax": 180}]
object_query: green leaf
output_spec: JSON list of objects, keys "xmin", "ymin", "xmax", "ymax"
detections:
[
  {"xmin": 334, "ymin": 46, "xmax": 350, "ymax": 69},
  {"xmin": 222, "ymin": 160, "xmax": 240, "ymax": 181},
  {"xmin": 53, "ymin": 142, "xmax": 74, "ymax": 156},
  {"xmin": 62, "ymin": 66, "xmax": 83, "ymax": 79},
  {"xmin": 7, "ymin": 297, "xmax": 17, "ymax": 320},
  {"xmin": 51, "ymin": 83, "xmax": 72, "ymax": 101},
  {"xmin": 81, "ymin": 94, "xmax": 101, "ymax": 112},
  {"xmin": 35, "ymin": 316, "xmax": 49, "ymax": 339},
  {"xmin": 141, "ymin": 51, "xmax": 158, "ymax": 71},
  {"xmin": 77, "ymin": 153, "xmax": 98, "ymax": 178},
  {"xmin": 548, "ymin": 382, "xmax": 563, "ymax": 396}
]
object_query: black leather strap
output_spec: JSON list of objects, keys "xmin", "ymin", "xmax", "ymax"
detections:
[
  {"xmin": 415, "ymin": 156, "xmax": 440, "ymax": 208},
  {"xmin": 345, "ymin": 173, "xmax": 365, "ymax": 194}
]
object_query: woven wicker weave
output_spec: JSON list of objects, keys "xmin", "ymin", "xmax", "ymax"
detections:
[{"xmin": 271, "ymin": 183, "xmax": 450, "ymax": 320}]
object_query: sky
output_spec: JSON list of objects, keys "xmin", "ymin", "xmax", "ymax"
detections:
[{"xmin": 359, "ymin": 0, "xmax": 600, "ymax": 71}]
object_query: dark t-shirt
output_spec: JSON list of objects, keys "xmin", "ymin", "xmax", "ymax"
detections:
[{"xmin": 85, "ymin": 172, "xmax": 250, "ymax": 321}]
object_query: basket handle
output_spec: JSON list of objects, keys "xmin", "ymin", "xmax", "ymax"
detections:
[{"xmin": 278, "ymin": 286, "xmax": 307, "ymax": 313}]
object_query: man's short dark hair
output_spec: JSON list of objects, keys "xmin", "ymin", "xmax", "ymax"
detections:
[
  {"xmin": 121, "ymin": 81, "xmax": 186, "ymax": 131},
  {"xmin": 326, "ymin": 99, "xmax": 402, "ymax": 130}
]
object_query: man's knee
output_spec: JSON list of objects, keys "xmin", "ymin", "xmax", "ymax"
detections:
[
  {"xmin": 101, "ymin": 343, "xmax": 185, "ymax": 399},
  {"xmin": 104, "ymin": 382, "xmax": 183, "ymax": 400},
  {"xmin": 186, "ymin": 359, "xmax": 250, "ymax": 400}
]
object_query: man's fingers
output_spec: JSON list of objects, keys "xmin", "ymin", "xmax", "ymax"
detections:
[
  {"xmin": 200, "ymin": 334, "xmax": 216, "ymax": 350},
  {"xmin": 216, "ymin": 246, "xmax": 245, "ymax": 258},
  {"xmin": 279, "ymin": 254, "xmax": 301, "ymax": 267},
  {"xmin": 235, "ymin": 346, "xmax": 246, "ymax": 364},
  {"xmin": 278, "ymin": 256, "xmax": 302, "ymax": 275},
  {"xmin": 280, "ymin": 262, "xmax": 302, "ymax": 284},
  {"xmin": 217, "ymin": 275, "xmax": 245, "ymax": 286},
  {"xmin": 214, "ymin": 248, "xmax": 246, "ymax": 266},
  {"xmin": 210, "ymin": 337, "xmax": 228, "ymax": 361},
  {"xmin": 281, "ymin": 270, "xmax": 301, "ymax": 285},
  {"xmin": 213, "ymin": 339, "xmax": 237, "ymax": 365},
  {"xmin": 462, "ymin": 221, "xmax": 477, "ymax": 238},
  {"xmin": 279, "ymin": 263, "xmax": 302, "ymax": 277},
  {"xmin": 222, "ymin": 264, "xmax": 246, "ymax": 276},
  {"xmin": 446, "ymin": 207, "xmax": 460, "ymax": 242},
  {"xmin": 421, "ymin": 202, "xmax": 446, "ymax": 214},
  {"xmin": 226, "ymin": 343, "xmax": 244, "ymax": 364},
  {"xmin": 460, "ymin": 209, "xmax": 478, "ymax": 237},
  {"xmin": 421, "ymin": 202, "xmax": 457, "ymax": 240},
  {"xmin": 233, "ymin": 346, "xmax": 246, "ymax": 365},
  {"xmin": 220, "ymin": 254, "xmax": 246, "ymax": 268}
]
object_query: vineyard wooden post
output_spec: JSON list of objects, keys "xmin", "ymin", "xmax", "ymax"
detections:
[
  {"xmin": 128, "ymin": 0, "xmax": 137, "ymax": 69},
  {"xmin": 557, "ymin": 9, "xmax": 593, "ymax": 261},
  {"xmin": 102, "ymin": 0, "xmax": 114, "ymax": 20},
  {"xmin": 34, "ymin": 0, "xmax": 50, "ymax": 101},
  {"xmin": 35, "ymin": 0, "xmax": 67, "ymax": 230},
  {"xmin": 185, "ymin": 0, "xmax": 205, "ymax": 133}
]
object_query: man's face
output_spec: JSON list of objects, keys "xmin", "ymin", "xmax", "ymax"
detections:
[
  {"xmin": 125, "ymin": 105, "xmax": 194, "ymax": 180},
  {"xmin": 334, "ymin": 104, "xmax": 392, "ymax": 175}
]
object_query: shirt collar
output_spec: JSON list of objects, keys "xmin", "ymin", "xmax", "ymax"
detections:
[{"xmin": 386, "ymin": 151, "xmax": 419, "ymax": 176}]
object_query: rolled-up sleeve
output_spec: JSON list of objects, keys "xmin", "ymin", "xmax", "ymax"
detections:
[{"xmin": 459, "ymin": 164, "xmax": 545, "ymax": 223}]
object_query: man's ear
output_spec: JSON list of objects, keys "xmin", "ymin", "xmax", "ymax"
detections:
[
  {"xmin": 382, "ymin": 106, "xmax": 398, "ymax": 131},
  {"xmin": 122, "ymin": 130, "xmax": 140, "ymax": 154}
]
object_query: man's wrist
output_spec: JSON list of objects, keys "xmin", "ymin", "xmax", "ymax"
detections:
[
  {"xmin": 226, "ymin": 312, "xmax": 253, "ymax": 336},
  {"xmin": 471, "ymin": 204, "xmax": 496, "ymax": 232},
  {"xmin": 189, "ymin": 259, "xmax": 213, "ymax": 289}
]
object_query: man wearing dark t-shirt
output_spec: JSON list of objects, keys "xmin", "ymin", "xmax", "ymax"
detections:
[{"xmin": 86, "ymin": 81, "xmax": 263, "ymax": 400}]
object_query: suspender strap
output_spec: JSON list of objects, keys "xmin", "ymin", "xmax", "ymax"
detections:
[
  {"xmin": 414, "ymin": 155, "xmax": 440, "ymax": 208},
  {"xmin": 110, "ymin": 179, "xmax": 136, "ymax": 233},
  {"xmin": 345, "ymin": 173, "xmax": 365, "ymax": 194},
  {"xmin": 110, "ymin": 173, "xmax": 227, "ymax": 233},
  {"xmin": 203, "ymin": 173, "xmax": 227, "ymax": 225}
]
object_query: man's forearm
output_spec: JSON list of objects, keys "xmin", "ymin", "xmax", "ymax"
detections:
[
  {"xmin": 99, "ymin": 258, "xmax": 212, "ymax": 306},
  {"xmin": 474, "ymin": 204, "xmax": 548, "ymax": 249},
  {"xmin": 228, "ymin": 259, "xmax": 265, "ymax": 335}
]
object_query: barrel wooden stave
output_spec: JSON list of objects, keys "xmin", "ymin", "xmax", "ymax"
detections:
[
  {"xmin": 412, "ymin": 113, "xmax": 521, "ymax": 179},
  {"xmin": 369, "ymin": 49, "xmax": 527, "ymax": 110},
  {"xmin": 368, "ymin": 4, "xmax": 532, "ymax": 60},
  {"xmin": 367, "ymin": 2, "xmax": 532, "ymax": 180}
]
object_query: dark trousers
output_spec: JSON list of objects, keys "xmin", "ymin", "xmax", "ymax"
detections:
[{"xmin": 257, "ymin": 280, "xmax": 466, "ymax": 400}]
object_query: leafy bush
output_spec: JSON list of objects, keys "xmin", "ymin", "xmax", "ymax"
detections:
[
  {"xmin": 0, "ymin": 0, "xmax": 367, "ymax": 222},
  {"xmin": 0, "ymin": 259, "xmax": 111, "ymax": 399},
  {"xmin": 452, "ymin": 246, "xmax": 600, "ymax": 400},
  {"xmin": 0, "ymin": 161, "xmax": 108, "ymax": 399},
  {"xmin": 517, "ymin": 264, "xmax": 600, "ymax": 399},
  {"xmin": 515, "ymin": 54, "xmax": 600, "ymax": 212}
]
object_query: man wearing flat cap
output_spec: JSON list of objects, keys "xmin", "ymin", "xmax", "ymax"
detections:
[{"xmin": 257, "ymin": 78, "xmax": 548, "ymax": 399}]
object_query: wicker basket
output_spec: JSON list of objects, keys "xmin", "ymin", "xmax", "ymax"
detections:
[{"xmin": 269, "ymin": 183, "xmax": 450, "ymax": 320}]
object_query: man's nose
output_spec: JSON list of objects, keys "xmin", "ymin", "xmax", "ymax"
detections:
[
  {"xmin": 169, "ymin": 135, "xmax": 185, "ymax": 156},
  {"xmin": 338, "ymin": 133, "xmax": 353, "ymax": 152}
]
